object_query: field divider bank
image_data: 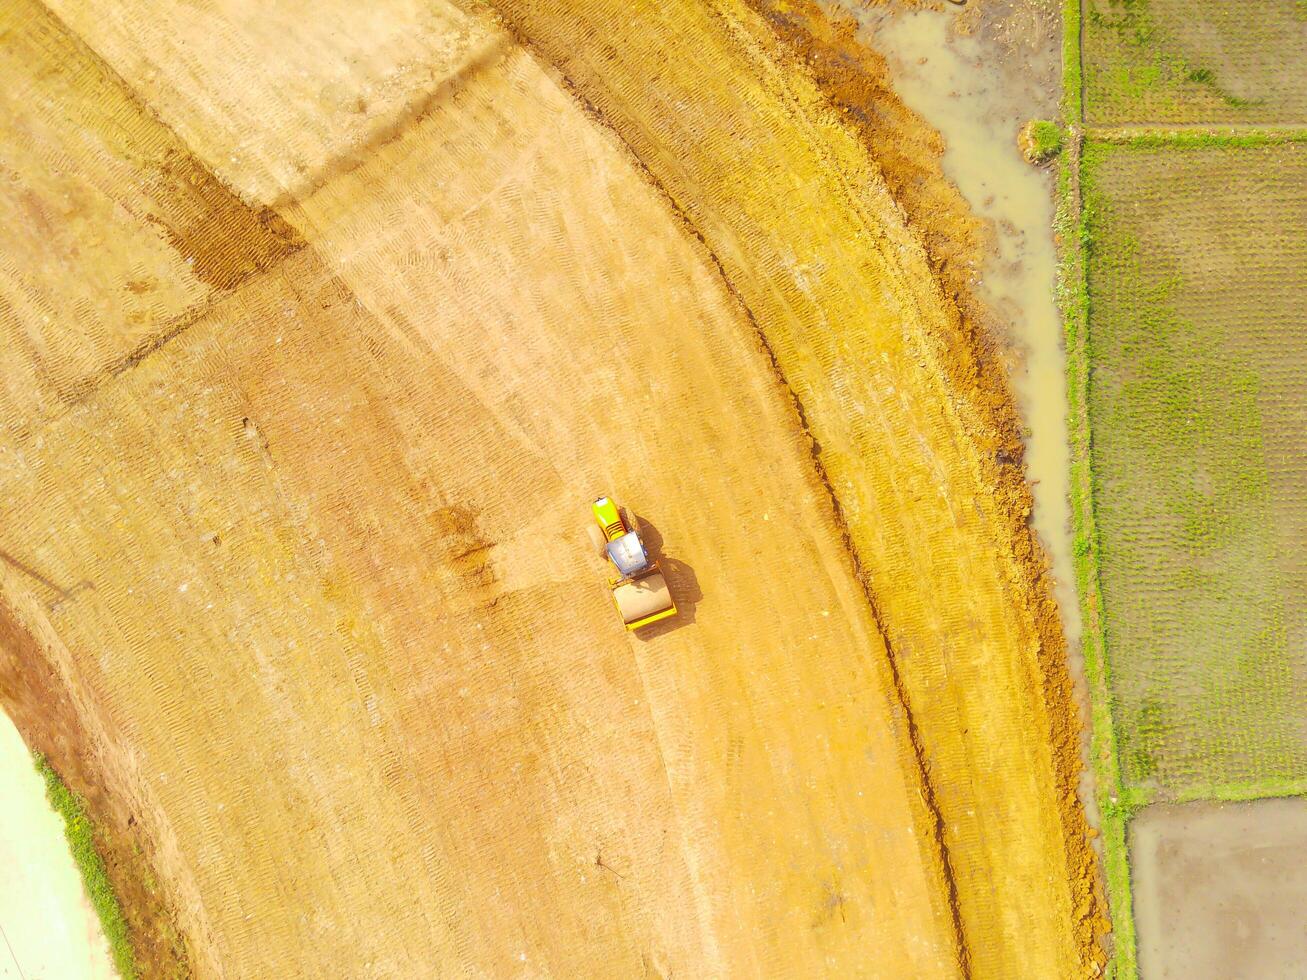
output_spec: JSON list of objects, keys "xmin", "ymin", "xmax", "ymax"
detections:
[
  {"xmin": 1167, "ymin": 777, "xmax": 1307, "ymax": 806},
  {"xmin": 1087, "ymin": 126, "xmax": 1307, "ymax": 143},
  {"xmin": 1059, "ymin": 2, "xmax": 1138, "ymax": 977}
]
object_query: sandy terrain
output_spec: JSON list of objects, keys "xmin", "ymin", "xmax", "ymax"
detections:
[
  {"xmin": 1130, "ymin": 798, "xmax": 1307, "ymax": 979},
  {"xmin": 838, "ymin": 0, "xmax": 1076, "ymax": 643},
  {"xmin": 0, "ymin": 0, "xmax": 1099, "ymax": 975}
]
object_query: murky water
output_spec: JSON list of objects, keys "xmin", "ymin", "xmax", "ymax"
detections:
[
  {"xmin": 851, "ymin": 7, "xmax": 1080, "ymax": 652},
  {"xmin": 0, "ymin": 711, "xmax": 115, "ymax": 980},
  {"xmin": 829, "ymin": 2, "xmax": 1101, "ymax": 827},
  {"xmin": 1130, "ymin": 798, "xmax": 1307, "ymax": 979}
]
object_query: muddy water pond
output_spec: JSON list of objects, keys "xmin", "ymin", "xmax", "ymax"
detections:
[
  {"xmin": 1130, "ymin": 798, "xmax": 1307, "ymax": 979},
  {"xmin": 837, "ymin": 2, "xmax": 1078, "ymax": 649},
  {"xmin": 0, "ymin": 711, "xmax": 114, "ymax": 980},
  {"xmin": 831, "ymin": 0, "xmax": 1105, "ymax": 825}
]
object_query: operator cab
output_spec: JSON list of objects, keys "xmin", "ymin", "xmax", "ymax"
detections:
[{"xmin": 606, "ymin": 531, "xmax": 650, "ymax": 578}]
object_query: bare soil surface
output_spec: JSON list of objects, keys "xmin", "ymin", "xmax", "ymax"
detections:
[
  {"xmin": 832, "ymin": 0, "xmax": 1090, "ymax": 767},
  {"xmin": 0, "ymin": 597, "xmax": 188, "ymax": 978},
  {"xmin": 0, "ymin": 0, "xmax": 1101, "ymax": 974},
  {"xmin": 1130, "ymin": 798, "xmax": 1307, "ymax": 979}
]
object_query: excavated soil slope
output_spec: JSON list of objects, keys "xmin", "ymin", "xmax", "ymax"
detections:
[{"xmin": 0, "ymin": 0, "xmax": 1098, "ymax": 975}]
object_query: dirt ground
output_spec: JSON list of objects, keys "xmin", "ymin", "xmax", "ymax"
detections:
[
  {"xmin": 1, "ymin": 0, "xmax": 1100, "ymax": 975},
  {"xmin": 1130, "ymin": 798, "xmax": 1307, "ymax": 979},
  {"xmin": 487, "ymin": 0, "xmax": 1101, "ymax": 972}
]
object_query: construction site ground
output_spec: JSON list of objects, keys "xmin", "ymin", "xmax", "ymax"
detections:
[{"xmin": 0, "ymin": 0, "xmax": 1101, "ymax": 976}]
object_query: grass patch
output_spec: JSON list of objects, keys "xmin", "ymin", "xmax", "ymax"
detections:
[
  {"xmin": 36, "ymin": 755, "xmax": 138, "ymax": 979},
  {"xmin": 1095, "ymin": 807, "xmax": 1138, "ymax": 979},
  {"xmin": 1020, "ymin": 119, "xmax": 1065, "ymax": 163}
]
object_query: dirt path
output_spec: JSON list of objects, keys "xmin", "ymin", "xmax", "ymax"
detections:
[{"xmin": 0, "ymin": 0, "xmax": 1098, "ymax": 974}]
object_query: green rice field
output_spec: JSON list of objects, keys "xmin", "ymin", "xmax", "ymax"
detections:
[
  {"xmin": 1084, "ymin": 139, "xmax": 1307, "ymax": 798},
  {"xmin": 1084, "ymin": 0, "xmax": 1307, "ymax": 125},
  {"xmin": 1066, "ymin": 2, "xmax": 1307, "ymax": 973}
]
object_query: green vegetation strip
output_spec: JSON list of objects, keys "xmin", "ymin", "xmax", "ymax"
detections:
[
  {"xmin": 1060, "ymin": 1, "xmax": 1138, "ymax": 976},
  {"xmin": 1164, "ymin": 776, "xmax": 1307, "ymax": 807},
  {"xmin": 35, "ymin": 755, "xmax": 137, "ymax": 979},
  {"xmin": 1060, "ymin": 157, "xmax": 1140, "ymax": 980},
  {"xmin": 1086, "ymin": 127, "xmax": 1307, "ymax": 146}
]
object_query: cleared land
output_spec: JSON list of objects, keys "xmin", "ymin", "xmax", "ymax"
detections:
[
  {"xmin": 1083, "ymin": 0, "xmax": 1307, "ymax": 125},
  {"xmin": 479, "ymin": 1, "xmax": 1101, "ymax": 973},
  {"xmin": 1129, "ymin": 798, "xmax": 1307, "ymax": 978},
  {"xmin": 1084, "ymin": 139, "xmax": 1307, "ymax": 798},
  {"xmin": 1, "ymin": 0, "xmax": 1098, "ymax": 975}
]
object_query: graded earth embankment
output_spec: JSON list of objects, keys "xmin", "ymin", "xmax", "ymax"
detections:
[
  {"xmin": 477, "ymin": 0, "xmax": 1102, "ymax": 974},
  {"xmin": 3, "ymin": 0, "xmax": 966, "ymax": 974},
  {"xmin": 1, "ymin": 0, "xmax": 1099, "ymax": 975}
]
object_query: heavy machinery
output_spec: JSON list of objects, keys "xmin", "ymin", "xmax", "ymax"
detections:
[{"xmin": 586, "ymin": 496, "xmax": 677, "ymax": 630}]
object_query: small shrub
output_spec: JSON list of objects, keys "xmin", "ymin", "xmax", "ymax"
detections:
[{"xmin": 1019, "ymin": 120, "xmax": 1064, "ymax": 164}]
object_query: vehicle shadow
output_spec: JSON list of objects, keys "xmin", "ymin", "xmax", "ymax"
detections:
[{"xmin": 632, "ymin": 515, "xmax": 701, "ymax": 637}]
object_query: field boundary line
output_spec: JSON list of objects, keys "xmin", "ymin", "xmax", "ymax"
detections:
[
  {"xmin": 1059, "ymin": 1, "xmax": 1138, "ymax": 977},
  {"xmin": 1086, "ymin": 126, "xmax": 1307, "ymax": 146},
  {"xmin": 1171, "ymin": 778, "xmax": 1307, "ymax": 807}
]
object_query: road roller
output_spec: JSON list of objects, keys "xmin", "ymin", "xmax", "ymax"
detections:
[{"xmin": 586, "ymin": 496, "xmax": 678, "ymax": 630}]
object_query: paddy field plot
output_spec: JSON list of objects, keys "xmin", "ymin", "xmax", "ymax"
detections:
[
  {"xmin": 1083, "ymin": 0, "xmax": 1307, "ymax": 125},
  {"xmin": 1129, "ymin": 798, "xmax": 1307, "ymax": 979},
  {"xmin": 1084, "ymin": 139, "xmax": 1307, "ymax": 798}
]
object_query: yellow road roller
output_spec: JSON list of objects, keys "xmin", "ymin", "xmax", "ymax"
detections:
[{"xmin": 587, "ymin": 496, "xmax": 677, "ymax": 630}]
